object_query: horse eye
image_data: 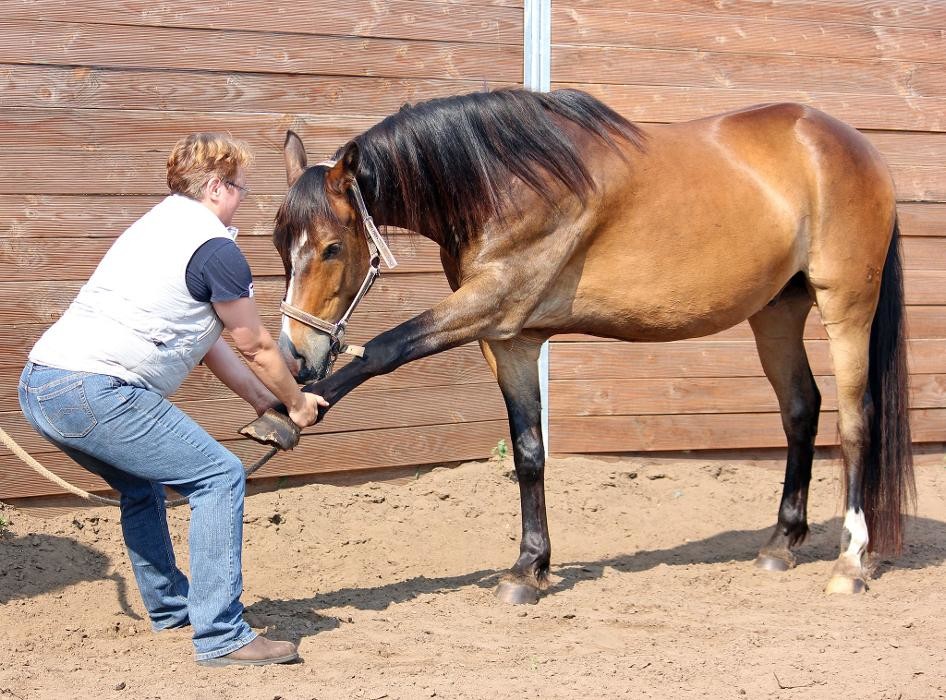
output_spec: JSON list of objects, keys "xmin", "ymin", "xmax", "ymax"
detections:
[{"xmin": 322, "ymin": 242, "xmax": 342, "ymax": 260}]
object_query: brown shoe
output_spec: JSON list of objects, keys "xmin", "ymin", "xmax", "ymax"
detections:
[{"xmin": 197, "ymin": 635, "xmax": 299, "ymax": 667}]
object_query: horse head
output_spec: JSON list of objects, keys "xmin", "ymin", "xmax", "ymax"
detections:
[{"xmin": 273, "ymin": 130, "xmax": 372, "ymax": 384}]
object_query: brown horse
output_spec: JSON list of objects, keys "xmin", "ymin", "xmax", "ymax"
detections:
[{"xmin": 259, "ymin": 88, "xmax": 914, "ymax": 602}]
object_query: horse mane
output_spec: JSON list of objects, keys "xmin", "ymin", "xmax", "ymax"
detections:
[{"xmin": 340, "ymin": 88, "xmax": 644, "ymax": 254}]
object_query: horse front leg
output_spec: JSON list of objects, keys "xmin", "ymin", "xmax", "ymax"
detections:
[
  {"xmin": 300, "ymin": 278, "xmax": 524, "ymax": 417},
  {"xmin": 484, "ymin": 337, "xmax": 551, "ymax": 605}
]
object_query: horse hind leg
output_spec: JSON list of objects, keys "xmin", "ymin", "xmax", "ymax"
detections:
[
  {"xmin": 482, "ymin": 336, "xmax": 551, "ymax": 605},
  {"xmin": 749, "ymin": 277, "xmax": 821, "ymax": 572},
  {"xmin": 815, "ymin": 307, "xmax": 874, "ymax": 595}
]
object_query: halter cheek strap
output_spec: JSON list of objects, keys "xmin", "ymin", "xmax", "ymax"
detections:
[{"xmin": 280, "ymin": 163, "xmax": 398, "ymax": 364}]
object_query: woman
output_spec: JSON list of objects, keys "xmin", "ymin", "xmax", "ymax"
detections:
[{"xmin": 17, "ymin": 133, "xmax": 324, "ymax": 666}]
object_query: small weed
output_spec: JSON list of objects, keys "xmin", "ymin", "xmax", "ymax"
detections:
[
  {"xmin": 0, "ymin": 514, "xmax": 8, "ymax": 534},
  {"xmin": 491, "ymin": 439, "xmax": 509, "ymax": 465}
]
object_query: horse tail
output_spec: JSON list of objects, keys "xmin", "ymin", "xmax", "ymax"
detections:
[{"xmin": 864, "ymin": 217, "xmax": 915, "ymax": 554}]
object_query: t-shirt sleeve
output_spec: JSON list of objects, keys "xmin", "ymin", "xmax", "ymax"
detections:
[{"xmin": 185, "ymin": 238, "xmax": 254, "ymax": 303}]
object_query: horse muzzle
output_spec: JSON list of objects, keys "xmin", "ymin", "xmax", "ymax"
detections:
[{"xmin": 279, "ymin": 331, "xmax": 334, "ymax": 384}]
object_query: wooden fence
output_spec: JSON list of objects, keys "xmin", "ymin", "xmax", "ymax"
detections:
[{"xmin": 1, "ymin": 1, "xmax": 943, "ymax": 500}]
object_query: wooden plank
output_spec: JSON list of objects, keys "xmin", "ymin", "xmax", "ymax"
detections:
[
  {"xmin": 1, "ymin": 197, "xmax": 943, "ymax": 243},
  {"xmin": 551, "ymin": 45, "xmax": 945, "ymax": 98},
  {"xmin": 0, "ymin": 194, "xmax": 280, "ymax": 238},
  {"xmin": 0, "ymin": 20, "xmax": 522, "ymax": 82},
  {"xmin": 865, "ymin": 132, "xmax": 946, "ymax": 169},
  {"xmin": 554, "ymin": 82, "xmax": 946, "ymax": 133},
  {"xmin": 0, "ymin": 232, "xmax": 443, "ymax": 280},
  {"xmin": 901, "ymin": 203, "xmax": 946, "ymax": 237},
  {"xmin": 902, "ymin": 237, "xmax": 946, "ymax": 270},
  {"xmin": 549, "ymin": 338, "xmax": 946, "ymax": 380},
  {"xmin": 0, "ymin": 64, "xmax": 515, "ymax": 115},
  {"xmin": 549, "ymin": 408, "xmax": 946, "ymax": 454},
  {"xmin": 555, "ymin": 305, "xmax": 946, "ymax": 343},
  {"xmin": 555, "ymin": 1, "xmax": 946, "ymax": 31},
  {"xmin": 553, "ymin": 6, "xmax": 946, "ymax": 64},
  {"xmin": 0, "ymin": 272, "xmax": 942, "ymax": 338},
  {"xmin": 908, "ymin": 270, "xmax": 946, "ymax": 304},
  {"xmin": 0, "ymin": 419, "xmax": 512, "ymax": 500},
  {"xmin": 890, "ymin": 165, "xmax": 946, "ymax": 203},
  {"xmin": 0, "ymin": 107, "xmax": 378, "ymax": 150},
  {"xmin": 0, "ymin": 377, "xmax": 507, "ymax": 458},
  {"xmin": 0, "ymin": 274, "xmax": 453, "ymax": 325},
  {"xmin": 0, "ymin": 301, "xmax": 459, "ymax": 371},
  {"xmin": 1, "ymin": 144, "xmax": 942, "ymax": 201},
  {"xmin": 3, "ymin": 229, "xmax": 936, "ymax": 285},
  {"xmin": 6, "ymin": 1, "xmax": 523, "ymax": 45},
  {"xmin": 549, "ymin": 374, "xmax": 946, "ymax": 416},
  {"xmin": 6, "ymin": 108, "xmax": 944, "ymax": 167},
  {"xmin": 0, "ymin": 148, "xmax": 283, "ymax": 196},
  {"xmin": 0, "ymin": 342, "xmax": 495, "ymax": 411}
]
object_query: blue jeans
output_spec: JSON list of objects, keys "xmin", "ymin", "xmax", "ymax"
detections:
[{"xmin": 18, "ymin": 361, "xmax": 256, "ymax": 661}]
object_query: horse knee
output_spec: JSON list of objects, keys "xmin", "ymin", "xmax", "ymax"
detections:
[
  {"xmin": 783, "ymin": 389, "xmax": 821, "ymax": 441},
  {"xmin": 512, "ymin": 429, "xmax": 544, "ymax": 481}
]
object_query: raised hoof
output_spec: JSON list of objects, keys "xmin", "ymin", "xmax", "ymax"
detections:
[
  {"xmin": 754, "ymin": 554, "xmax": 794, "ymax": 572},
  {"xmin": 494, "ymin": 581, "xmax": 540, "ymax": 605},
  {"xmin": 824, "ymin": 575, "xmax": 867, "ymax": 595}
]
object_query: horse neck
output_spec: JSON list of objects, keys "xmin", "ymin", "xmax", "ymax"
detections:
[{"xmin": 356, "ymin": 171, "xmax": 449, "ymax": 249}]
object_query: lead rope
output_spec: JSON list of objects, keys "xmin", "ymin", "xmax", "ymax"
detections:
[{"xmin": 0, "ymin": 425, "xmax": 278, "ymax": 508}]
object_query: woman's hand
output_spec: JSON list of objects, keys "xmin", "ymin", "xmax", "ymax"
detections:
[{"xmin": 288, "ymin": 392, "xmax": 329, "ymax": 429}]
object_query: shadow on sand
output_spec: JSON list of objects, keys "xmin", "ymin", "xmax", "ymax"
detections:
[
  {"xmin": 0, "ymin": 531, "xmax": 141, "ymax": 619},
  {"xmin": 245, "ymin": 513, "xmax": 946, "ymax": 643}
]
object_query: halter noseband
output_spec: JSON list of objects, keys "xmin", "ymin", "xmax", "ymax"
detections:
[{"xmin": 280, "ymin": 160, "xmax": 398, "ymax": 365}]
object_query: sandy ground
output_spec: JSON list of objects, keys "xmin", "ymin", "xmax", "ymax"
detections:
[{"xmin": 2, "ymin": 453, "xmax": 946, "ymax": 699}]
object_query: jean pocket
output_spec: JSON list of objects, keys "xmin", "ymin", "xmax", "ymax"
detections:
[{"xmin": 36, "ymin": 380, "xmax": 98, "ymax": 439}]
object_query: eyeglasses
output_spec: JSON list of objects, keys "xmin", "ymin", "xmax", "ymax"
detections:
[{"xmin": 224, "ymin": 180, "xmax": 251, "ymax": 198}]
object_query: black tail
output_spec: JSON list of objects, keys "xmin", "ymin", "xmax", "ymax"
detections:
[{"xmin": 864, "ymin": 218, "xmax": 915, "ymax": 553}]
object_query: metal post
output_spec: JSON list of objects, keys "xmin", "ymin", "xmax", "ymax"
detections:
[{"xmin": 524, "ymin": 0, "xmax": 551, "ymax": 456}]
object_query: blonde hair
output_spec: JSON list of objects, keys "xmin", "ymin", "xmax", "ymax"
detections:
[{"xmin": 166, "ymin": 133, "xmax": 253, "ymax": 199}]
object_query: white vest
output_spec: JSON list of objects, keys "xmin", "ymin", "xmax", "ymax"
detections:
[{"xmin": 30, "ymin": 195, "xmax": 237, "ymax": 397}]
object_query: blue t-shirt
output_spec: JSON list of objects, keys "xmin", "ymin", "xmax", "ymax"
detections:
[{"xmin": 185, "ymin": 238, "xmax": 254, "ymax": 303}]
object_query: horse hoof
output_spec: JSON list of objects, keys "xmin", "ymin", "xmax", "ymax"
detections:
[
  {"xmin": 755, "ymin": 554, "xmax": 793, "ymax": 572},
  {"xmin": 495, "ymin": 581, "xmax": 540, "ymax": 605},
  {"xmin": 824, "ymin": 575, "xmax": 867, "ymax": 595}
]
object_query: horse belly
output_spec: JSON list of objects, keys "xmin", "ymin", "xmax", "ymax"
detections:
[{"xmin": 557, "ymin": 219, "xmax": 804, "ymax": 342}]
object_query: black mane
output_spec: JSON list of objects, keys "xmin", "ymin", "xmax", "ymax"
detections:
[{"xmin": 339, "ymin": 88, "xmax": 643, "ymax": 254}]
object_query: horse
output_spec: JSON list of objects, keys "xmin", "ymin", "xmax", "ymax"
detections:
[{"xmin": 254, "ymin": 88, "xmax": 914, "ymax": 602}]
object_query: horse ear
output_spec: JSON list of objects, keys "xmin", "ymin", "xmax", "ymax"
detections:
[
  {"xmin": 340, "ymin": 140, "xmax": 360, "ymax": 174},
  {"xmin": 284, "ymin": 130, "xmax": 307, "ymax": 187},
  {"xmin": 325, "ymin": 140, "xmax": 360, "ymax": 196}
]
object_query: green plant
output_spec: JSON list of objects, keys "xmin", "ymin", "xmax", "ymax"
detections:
[
  {"xmin": 491, "ymin": 439, "xmax": 509, "ymax": 465},
  {"xmin": 0, "ymin": 514, "xmax": 8, "ymax": 534}
]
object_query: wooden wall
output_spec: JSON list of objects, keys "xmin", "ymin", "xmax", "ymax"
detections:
[
  {"xmin": 3, "ymin": 2, "xmax": 944, "ymax": 500},
  {"xmin": 547, "ymin": 1, "xmax": 946, "ymax": 453},
  {"xmin": 0, "ymin": 1, "xmax": 521, "ymax": 499}
]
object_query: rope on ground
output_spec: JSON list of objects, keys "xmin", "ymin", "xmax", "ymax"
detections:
[{"xmin": 0, "ymin": 425, "xmax": 278, "ymax": 509}]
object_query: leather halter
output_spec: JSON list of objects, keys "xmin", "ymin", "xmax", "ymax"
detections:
[{"xmin": 280, "ymin": 160, "xmax": 398, "ymax": 364}]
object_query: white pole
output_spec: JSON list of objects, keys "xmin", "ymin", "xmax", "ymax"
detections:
[{"xmin": 523, "ymin": 0, "xmax": 551, "ymax": 456}]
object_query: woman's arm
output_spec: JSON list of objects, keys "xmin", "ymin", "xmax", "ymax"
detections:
[
  {"xmin": 202, "ymin": 336, "xmax": 279, "ymax": 417},
  {"xmin": 212, "ymin": 297, "xmax": 327, "ymax": 427}
]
